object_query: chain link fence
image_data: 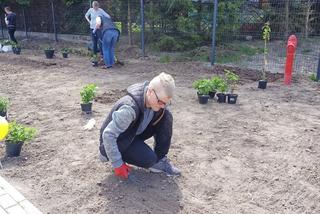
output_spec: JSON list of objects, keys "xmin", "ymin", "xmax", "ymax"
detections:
[{"xmin": 1, "ymin": 0, "xmax": 319, "ymax": 74}]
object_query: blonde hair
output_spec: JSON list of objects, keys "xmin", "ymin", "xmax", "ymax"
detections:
[
  {"xmin": 92, "ymin": 1, "xmax": 99, "ymax": 8},
  {"xmin": 149, "ymin": 72, "xmax": 175, "ymax": 98}
]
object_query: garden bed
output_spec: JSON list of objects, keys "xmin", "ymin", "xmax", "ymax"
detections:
[{"xmin": 0, "ymin": 41, "xmax": 319, "ymax": 214}]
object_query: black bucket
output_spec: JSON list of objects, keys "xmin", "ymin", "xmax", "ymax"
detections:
[
  {"xmin": 216, "ymin": 93, "xmax": 226, "ymax": 103},
  {"xmin": 44, "ymin": 50, "xmax": 55, "ymax": 59},
  {"xmin": 227, "ymin": 94, "xmax": 238, "ymax": 104},
  {"xmin": 6, "ymin": 141, "xmax": 24, "ymax": 157},
  {"xmin": 258, "ymin": 80, "xmax": 267, "ymax": 89},
  {"xmin": 81, "ymin": 103, "xmax": 92, "ymax": 113}
]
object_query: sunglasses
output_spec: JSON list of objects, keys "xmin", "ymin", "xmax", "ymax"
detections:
[{"xmin": 152, "ymin": 89, "xmax": 171, "ymax": 106}]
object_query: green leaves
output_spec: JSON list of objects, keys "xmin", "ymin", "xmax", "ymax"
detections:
[
  {"xmin": 262, "ymin": 22, "xmax": 271, "ymax": 42},
  {"xmin": 225, "ymin": 69, "xmax": 239, "ymax": 94},
  {"xmin": 90, "ymin": 54, "xmax": 98, "ymax": 62},
  {"xmin": 0, "ymin": 97, "xmax": 9, "ymax": 113},
  {"xmin": 63, "ymin": 0, "xmax": 84, "ymax": 7},
  {"xmin": 192, "ymin": 79, "xmax": 212, "ymax": 95},
  {"xmin": 193, "ymin": 74, "xmax": 232, "ymax": 95},
  {"xmin": 6, "ymin": 121, "xmax": 37, "ymax": 144},
  {"xmin": 309, "ymin": 73, "xmax": 318, "ymax": 82},
  {"xmin": 262, "ymin": 22, "xmax": 271, "ymax": 80},
  {"xmin": 16, "ymin": 0, "xmax": 32, "ymax": 7},
  {"xmin": 80, "ymin": 84, "xmax": 97, "ymax": 104},
  {"xmin": 61, "ymin": 48, "xmax": 70, "ymax": 53}
]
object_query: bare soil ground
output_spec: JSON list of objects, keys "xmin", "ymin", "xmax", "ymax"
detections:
[{"xmin": 0, "ymin": 42, "xmax": 320, "ymax": 214}]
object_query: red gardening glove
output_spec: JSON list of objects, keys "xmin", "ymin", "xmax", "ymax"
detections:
[{"xmin": 114, "ymin": 163, "xmax": 131, "ymax": 179}]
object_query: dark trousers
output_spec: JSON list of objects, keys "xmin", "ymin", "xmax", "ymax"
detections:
[
  {"xmin": 100, "ymin": 110, "xmax": 173, "ymax": 168},
  {"xmin": 90, "ymin": 29, "xmax": 102, "ymax": 54},
  {"xmin": 8, "ymin": 28, "xmax": 17, "ymax": 43}
]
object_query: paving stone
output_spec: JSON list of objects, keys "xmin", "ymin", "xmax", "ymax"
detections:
[
  {"xmin": 0, "ymin": 188, "xmax": 6, "ymax": 196},
  {"xmin": 0, "ymin": 176, "xmax": 42, "ymax": 214},
  {"xmin": 6, "ymin": 204, "xmax": 27, "ymax": 214},
  {"xmin": 0, "ymin": 194, "xmax": 16, "ymax": 209},
  {"xmin": 0, "ymin": 207, "xmax": 7, "ymax": 214},
  {"xmin": 0, "ymin": 177, "xmax": 25, "ymax": 202},
  {"xmin": 20, "ymin": 200, "xmax": 42, "ymax": 214}
]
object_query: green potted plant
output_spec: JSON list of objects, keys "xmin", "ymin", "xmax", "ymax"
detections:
[
  {"xmin": 259, "ymin": 22, "xmax": 271, "ymax": 89},
  {"xmin": 209, "ymin": 76, "xmax": 223, "ymax": 99},
  {"xmin": 61, "ymin": 48, "xmax": 69, "ymax": 58},
  {"xmin": 44, "ymin": 46, "xmax": 55, "ymax": 59},
  {"xmin": 192, "ymin": 79, "xmax": 211, "ymax": 104},
  {"xmin": 0, "ymin": 97, "xmax": 9, "ymax": 118},
  {"xmin": 216, "ymin": 78, "xmax": 228, "ymax": 103},
  {"xmin": 80, "ymin": 83, "xmax": 97, "ymax": 113},
  {"xmin": 5, "ymin": 121, "xmax": 37, "ymax": 157},
  {"xmin": 90, "ymin": 54, "xmax": 98, "ymax": 67},
  {"xmin": 12, "ymin": 42, "xmax": 21, "ymax": 55},
  {"xmin": 225, "ymin": 69, "xmax": 240, "ymax": 104}
]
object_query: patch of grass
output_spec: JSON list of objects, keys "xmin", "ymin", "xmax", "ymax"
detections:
[{"xmin": 159, "ymin": 55, "xmax": 171, "ymax": 63}]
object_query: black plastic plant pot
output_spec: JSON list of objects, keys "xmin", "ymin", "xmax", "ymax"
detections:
[
  {"xmin": 81, "ymin": 103, "xmax": 92, "ymax": 113},
  {"xmin": 227, "ymin": 94, "xmax": 238, "ymax": 104},
  {"xmin": 209, "ymin": 91, "xmax": 216, "ymax": 99},
  {"xmin": 216, "ymin": 93, "xmax": 226, "ymax": 103},
  {"xmin": 91, "ymin": 61, "xmax": 98, "ymax": 67},
  {"xmin": 258, "ymin": 80, "xmax": 267, "ymax": 89},
  {"xmin": 62, "ymin": 53, "xmax": 68, "ymax": 58},
  {"xmin": 0, "ymin": 111, "xmax": 6, "ymax": 117},
  {"xmin": 44, "ymin": 50, "xmax": 55, "ymax": 59},
  {"xmin": 198, "ymin": 94, "xmax": 210, "ymax": 104},
  {"xmin": 6, "ymin": 141, "xmax": 24, "ymax": 157},
  {"xmin": 12, "ymin": 47, "xmax": 21, "ymax": 55}
]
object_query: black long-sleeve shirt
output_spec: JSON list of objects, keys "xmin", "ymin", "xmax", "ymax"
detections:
[{"xmin": 6, "ymin": 13, "xmax": 16, "ymax": 29}]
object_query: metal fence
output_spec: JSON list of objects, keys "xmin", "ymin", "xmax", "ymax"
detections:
[{"xmin": 1, "ymin": 0, "xmax": 319, "ymax": 74}]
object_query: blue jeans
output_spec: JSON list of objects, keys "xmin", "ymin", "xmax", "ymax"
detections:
[{"xmin": 102, "ymin": 29, "xmax": 119, "ymax": 67}]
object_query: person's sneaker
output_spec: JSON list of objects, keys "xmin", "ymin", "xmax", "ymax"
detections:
[{"xmin": 149, "ymin": 157, "xmax": 181, "ymax": 176}]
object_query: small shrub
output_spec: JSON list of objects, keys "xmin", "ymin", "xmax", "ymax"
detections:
[
  {"xmin": 61, "ymin": 48, "xmax": 70, "ymax": 53},
  {"xmin": 261, "ymin": 22, "xmax": 271, "ymax": 80},
  {"xmin": 45, "ymin": 46, "xmax": 54, "ymax": 51},
  {"xmin": 0, "ymin": 97, "xmax": 9, "ymax": 113},
  {"xmin": 192, "ymin": 79, "xmax": 212, "ymax": 95},
  {"xmin": 210, "ymin": 76, "xmax": 223, "ymax": 92},
  {"xmin": 6, "ymin": 121, "xmax": 37, "ymax": 144},
  {"xmin": 225, "ymin": 69, "xmax": 240, "ymax": 94},
  {"xmin": 0, "ymin": 40, "xmax": 14, "ymax": 46},
  {"xmin": 217, "ymin": 78, "xmax": 228, "ymax": 93},
  {"xmin": 80, "ymin": 84, "xmax": 97, "ymax": 104}
]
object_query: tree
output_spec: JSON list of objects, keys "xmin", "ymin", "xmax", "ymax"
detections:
[
  {"xmin": 301, "ymin": 0, "xmax": 317, "ymax": 38},
  {"xmin": 16, "ymin": 0, "xmax": 32, "ymax": 37}
]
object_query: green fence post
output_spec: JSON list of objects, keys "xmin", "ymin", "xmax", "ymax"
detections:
[{"xmin": 211, "ymin": 0, "xmax": 218, "ymax": 65}]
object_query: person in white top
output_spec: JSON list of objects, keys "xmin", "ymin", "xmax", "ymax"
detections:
[{"xmin": 85, "ymin": 1, "xmax": 110, "ymax": 55}]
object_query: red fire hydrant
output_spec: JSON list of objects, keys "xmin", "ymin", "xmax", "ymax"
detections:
[{"xmin": 284, "ymin": 35, "xmax": 298, "ymax": 85}]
